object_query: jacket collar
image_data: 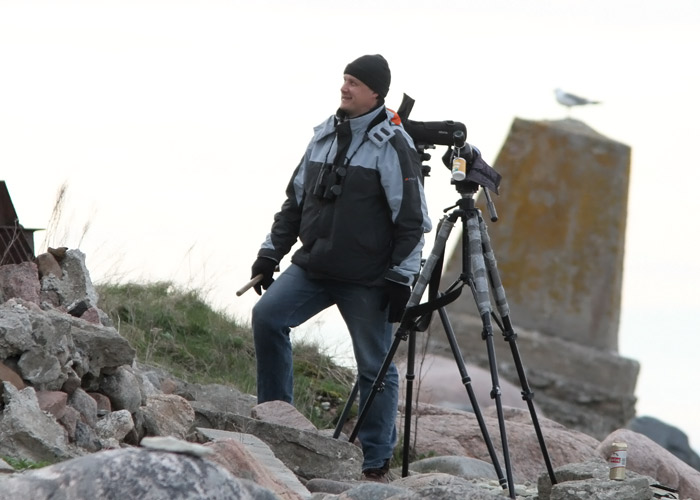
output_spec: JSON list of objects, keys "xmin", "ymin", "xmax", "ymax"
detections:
[{"xmin": 314, "ymin": 105, "xmax": 386, "ymax": 142}]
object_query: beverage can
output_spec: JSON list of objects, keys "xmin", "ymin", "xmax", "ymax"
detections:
[
  {"xmin": 451, "ymin": 157, "xmax": 467, "ymax": 181},
  {"xmin": 608, "ymin": 441, "xmax": 627, "ymax": 480}
]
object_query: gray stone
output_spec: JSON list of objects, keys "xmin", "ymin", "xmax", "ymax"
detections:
[
  {"xmin": 74, "ymin": 421, "xmax": 102, "ymax": 452},
  {"xmin": 549, "ymin": 476, "xmax": 652, "ymax": 500},
  {"xmin": 0, "ymin": 383, "xmax": 75, "ymax": 462},
  {"xmin": 0, "ymin": 300, "xmax": 36, "ymax": 358},
  {"xmin": 186, "ymin": 381, "xmax": 258, "ymax": 416},
  {"xmin": 17, "ymin": 347, "xmax": 65, "ymax": 389},
  {"xmin": 95, "ymin": 409, "xmax": 134, "ymax": 442},
  {"xmin": 44, "ymin": 248, "xmax": 99, "ymax": 311},
  {"xmin": 99, "ymin": 365, "xmax": 142, "ymax": 413},
  {"xmin": 336, "ymin": 481, "xmax": 413, "ymax": 499},
  {"xmin": 251, "ymin": 400, "xmax": 317, "ymax": 431},
  {"xmin": 536, "ymin": 458, "xmax": 610, "ymax": 499},
  {"xmin": 306, "ymin": 478, "xmax": 354, "ymax": 495},
  {"xmin": 60, "ymin": 366, "xmax": 82, "ymax": 394},
  {"xmin": 398, "ymin": 473, "xmax": 519, "ymax": 499},
  {"xmin": 141, "ymin": 435, "xmax": 213, "ymax": 457},
  {"xmin": 69, "ymin": 318, "xmax": 135, "ymax": 378},
  {"xmin": 0, "ymin": 447, "xmax": 275, "ymax": 500},
  {"xmin": 137, "ymin": 393, "xmax": 195, "ymax": 439},
  {"xmin": 202, "ymin": 412, "xmax": 363, "ymax": 482},
  {"xmin": 408, "ymin": 455, "xmax": 499, "ymax": 481},
  {"xmin": 68, "ymin": 388, "xmax": 98, "ymax": 428}
]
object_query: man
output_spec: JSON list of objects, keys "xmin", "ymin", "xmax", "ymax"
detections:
[{"xmin": 249, "ymin": 54, "xmax": 431, "ymax": 482}]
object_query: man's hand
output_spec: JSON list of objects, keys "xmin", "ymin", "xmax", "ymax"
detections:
[
  {"xmin": 382, "ymin": 281, "xmax": 411, "ymax": 323},
  {"xmin": 250, "ymin": 258, "xmax": 277, "ymax": 295}
]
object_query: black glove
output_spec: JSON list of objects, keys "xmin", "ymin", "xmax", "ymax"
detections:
[
  {"xmin": 381, "ymin": 281, "xmax": 411, "ymax": 323},
  {"xmin": 251, "ymin": 257, "xmax": 277, "ymax": 295}
]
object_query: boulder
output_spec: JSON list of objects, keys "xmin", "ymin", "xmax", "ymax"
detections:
[
  {"xmin": 598, "ymin": 428, "xmax": 700, "ymax": 500},
  {"xmin": 137, "ymin": 393, "xmax": 195, "ymax": 440},
  {"xmin": 406, "ymin": 403, "xmax": 600, "ymax": 483},
  {"xmin": 197, "ymin": 408, "xmax": 363, "ymax": 482},
  {"xmin": 202, "ymin": 431, "xmax": 309, "ymax": 500},
  {"xmin": 0, "ymin": 447, "xmax": 275, "ymax": 500},
  {"xmin": 628, "ymin": 416, "xmax": 700, "ymax": 470},
  {"xmin": 0, "ymin": 383, "xmax": 77, "ymax": 462},
  {"xmin": 0, "ymin": 262, "xmax": 40, "ymax": 304}
]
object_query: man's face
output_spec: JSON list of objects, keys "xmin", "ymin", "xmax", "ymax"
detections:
[{"xmin": 340, "ymin": 74, "xmax": 378, "ymax": 118}]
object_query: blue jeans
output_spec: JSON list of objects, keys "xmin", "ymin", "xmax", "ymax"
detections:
[{"xmin": 252, "ymin": 264, "xmax": 398, "ymax": 471}]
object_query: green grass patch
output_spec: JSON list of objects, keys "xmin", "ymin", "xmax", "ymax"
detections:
[
  {"xmin": 97, "ymin": 281, "xmax": 356, "ymax": 429},
  {"xmin": 2, "ymin": 456, "xmax": 52, "ymax": 470}
]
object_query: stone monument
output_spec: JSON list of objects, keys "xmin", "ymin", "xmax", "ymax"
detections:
[{"xmin": 429, "ymin": 118, "xmax": 640, "ymax": 439}]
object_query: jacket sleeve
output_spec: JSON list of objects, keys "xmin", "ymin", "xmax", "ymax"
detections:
[
  {"xmin": 257, "ymin": 151, "xmax": 308, "ymax": 263},
  {"xmin": 381, "ymin": 131, "xmax": 433, "ymax": 285}
]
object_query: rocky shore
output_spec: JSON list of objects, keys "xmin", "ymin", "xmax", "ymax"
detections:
[{"xmin": 1, "ymin": 250, "xmax": 699, "ymax": 499}]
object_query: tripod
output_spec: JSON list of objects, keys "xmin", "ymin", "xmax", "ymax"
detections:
[{"xmin": 334, "ymin": 181, "xmax": 557, "ymax": 499}]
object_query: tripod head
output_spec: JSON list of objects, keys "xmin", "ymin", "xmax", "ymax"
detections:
[
  {"xmin": 441, "ymin": 135, "xmax": 501, "ymax": 196},
  {"xmin": 396, "ymin": 93, "xmax": 502, "ymax": 196}
]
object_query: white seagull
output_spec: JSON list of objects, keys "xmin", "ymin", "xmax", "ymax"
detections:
[{"xmin": 555, "ymin": 88, "xmax": 601, "ymax": 109}]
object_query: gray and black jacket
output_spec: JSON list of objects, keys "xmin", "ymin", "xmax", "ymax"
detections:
[{"xmin": 258, "ymin": 105, "xmax": 432, "ymax": 287}]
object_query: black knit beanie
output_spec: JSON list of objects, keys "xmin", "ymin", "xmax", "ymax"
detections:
[{"xmin": 344, "ymin": 54, "xmax": 391, "ymax": 99}]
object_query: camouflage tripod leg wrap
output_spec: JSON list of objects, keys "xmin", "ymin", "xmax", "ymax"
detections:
[
  {"xmin": 405, "ymin": 215, "xmax": 455, "ymax": 313},
  {"xmin": 466, "ymin": 212, "xmax": 492, "ymax": 318},
  {"xmin": 478, "ymin": 214, "xmax": 510, "ymax": 318}
]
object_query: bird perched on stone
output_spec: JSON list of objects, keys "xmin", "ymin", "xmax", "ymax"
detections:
[{"xmin": 555, "ymin": 88, "xmax": 600, "ymax": 109}]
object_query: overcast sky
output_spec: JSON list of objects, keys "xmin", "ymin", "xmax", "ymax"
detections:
[{"xmin": 2, "ymin": 0, "xmax": 699, "ymax": 453}]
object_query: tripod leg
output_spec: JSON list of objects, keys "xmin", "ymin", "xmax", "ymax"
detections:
[
  {"xmin": 348, "ymin": 331, "xmax": 404, "ymax": 443},
  {"xmin": 333, "ymin": 377, "xmax": 359, "ymax": 439},
  {"xmin": 348, "ymin": 214, "xmax": 457, "ymax": 449},
  {"xmin": 399, "ymin": 215, "xmax": 457, "ymax": 476},
  {"xmin": 435, "ymin": 303, "xmax": 507, "ymax": 488},
  {"xmin": 479, "ymin": 216, "xmax": 558, "ymax": 485},
  {"xmin": 466, "ymin": 212, "xmax": 516, "ymax": 499},
  {"xmin": 401, "ymin": 327, "xmax": 416, "ymax": 477}
]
